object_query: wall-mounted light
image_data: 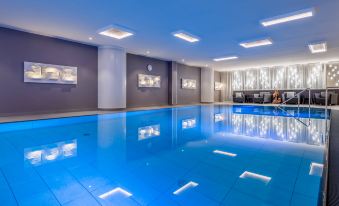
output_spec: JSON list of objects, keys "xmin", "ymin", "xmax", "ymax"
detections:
[
  {"xmin": 24, "ymin": 62, "xmax": 77, "ymax": 84},
  {"xmin": 182, "ymin": 79, "xmax": 197, "ymax": 89},
  {"xmin": 138, "ymin": 74, "xmax": 161, "ymax": 88},
  {"xmin": 215, "ymin": 82, "xmax": 224, "ymax": 90}
]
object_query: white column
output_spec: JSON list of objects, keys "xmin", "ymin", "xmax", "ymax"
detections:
[
  {"xmin": 98, "ymin": 46, "xmax": 126, "ymax": 109},
  {"xmin": 201, "ymin": 67, "xmax": 214, "ymax": 103}
]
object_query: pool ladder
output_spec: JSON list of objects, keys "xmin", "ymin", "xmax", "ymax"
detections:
[{"xmin": 276, "ymin": 88, "xmax": 311, "ymax": 127}]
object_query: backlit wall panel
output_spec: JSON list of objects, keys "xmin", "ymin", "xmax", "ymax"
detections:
[{"xmin": 228, "ymin": 62, "xmax": 327, "ymax": 91}]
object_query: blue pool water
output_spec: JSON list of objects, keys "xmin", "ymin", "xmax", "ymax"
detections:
[{"xmin": 0, "ymin": 105, "xmax": 328, "ymax": 206}]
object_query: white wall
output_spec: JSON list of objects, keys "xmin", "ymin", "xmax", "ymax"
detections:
[{"xmin": 98, "ymin": 46, "xmax": 126, "ymax": 109}]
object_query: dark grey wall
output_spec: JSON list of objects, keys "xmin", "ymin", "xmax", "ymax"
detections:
[
  {"xmin": 0, "ymin": 27, "xmax": 98, "ymax": 115},
  {"xmin": 214, "ymin": 71, "xmax": 221, "ymax": 102},
  {"xmin": 126, "ymin": 53, "xmax": 170, "ymax": 108},
  {"xmin": 177, "ymin": 63, "xmax": 201, "ymax": 105}
]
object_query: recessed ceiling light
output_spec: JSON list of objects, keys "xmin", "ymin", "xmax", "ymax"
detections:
[
  {"xmin": 88, "ymin": 37, "xmax": 93, "ymax": 40},
  {"xmin": 261, "ymin": 8, "xmax": 314, "ymax": 27},
  {"xmin": 173, "ymin": 31, "xmax": 200, "ymax": 43},
  {"xmin": 240, "ymin": 39, "xmax": 273, "ymax": 48},
  {"xmin": 309, "ymin": 42, "xmax": 327, "ymax": 53},
  {"xmin": 213, "ymin": 56, "xmax": 238, "ymax": 62},
  {"xmin": 98, "ymin": 25, "xmax": 134, "ymax": 40}
]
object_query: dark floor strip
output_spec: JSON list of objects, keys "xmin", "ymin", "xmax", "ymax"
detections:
[{"xmin": 327, "ymin": 110, "xmax": 339, "ymax": 206}]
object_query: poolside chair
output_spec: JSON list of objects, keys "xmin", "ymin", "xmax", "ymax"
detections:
[
  {"xmin": 233, "ymin": 92, "xmax": 245, "ymax": 103},
  {"xmin": 253, "ymin": 92, "xmax": 272, "ymax": 104},
  {"xmin": 314, "ymin": 92, "xmax": 338, "ymax": 105},
  {"xmin": 282, "ymin": 92, "xmax": 300, "ymax": 104}
]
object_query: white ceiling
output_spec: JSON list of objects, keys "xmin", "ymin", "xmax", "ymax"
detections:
[{"xmin": 1, "ymin": 0, "xmax": 339, "ymax": 71}]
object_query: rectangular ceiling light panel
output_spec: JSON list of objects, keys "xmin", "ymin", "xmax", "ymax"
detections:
[
  {"xmin": 213, "ymin": 56, "xmax": 238, "ymax": 62},
  {"xmin": 309, "ymin": 42, "xmax": 327, "ymax": 53},
  {"xmin": 173, "ymin": 31, "xmax": 200, "ymax": 43},
  {"xmin": 240, "ymin": 39, "xmax": 273, "ymax": 48},
  {"xmin": 98, "ymin": 25, "xmax": 134, "ymax": 39},
  {"xmin": 261, "ymin": 8, "xmax": 314, "ymax": 27}
]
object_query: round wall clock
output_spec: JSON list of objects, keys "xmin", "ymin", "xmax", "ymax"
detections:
[{"xmin": 147, "ymin": 64, "xmax": 152, "ymax": 71}]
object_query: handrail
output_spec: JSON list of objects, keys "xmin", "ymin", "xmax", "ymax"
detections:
[
  {"xmin": 275, "ymin": 106, "xmax": 310, "ymax": 127},
  {"xmin": 277, "ymin": 88, "xmax": 312, "ymax": 127},
  {"xmin": 280, "ymin": 88, "xmax": 310, "ymax": 105}
]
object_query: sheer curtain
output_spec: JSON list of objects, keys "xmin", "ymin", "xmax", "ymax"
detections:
[
  {"xmin": 244, "ymin": 70, "xmax": 258, "ymax": 90},
  {"xmin": 232, "ymin": 71, "xmax": 243, "ymax": 91},
  {"xmin": 305, "ymin": 63, "xmax": 326, "ymax": 89},
  {"xmin": 221, "ymin": 72, "xmax": 233, "ymax": 101},
  {"xmin": 271, "ymin": 66, "xmax": 286, "ymax": 89},
  {"xmin": 219, "ymin": 62, "xmax": 326, "ymax": 99},
  {"xmin": 286, "ymin": 65, "xmax": 304, "ymax": 89},
  {"xmin": 258, "ymin": 68, "xmax": 271, "ymax": 90}
]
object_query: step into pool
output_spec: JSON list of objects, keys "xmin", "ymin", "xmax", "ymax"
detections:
[{"xmin": 0, "ymin": 105, "xmax": 329, "ymax": 206}]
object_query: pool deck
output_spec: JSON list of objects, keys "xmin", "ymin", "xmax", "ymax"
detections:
[{"xmin": 327, "ymin": 110, "xmax": 339, "ymax": 206}]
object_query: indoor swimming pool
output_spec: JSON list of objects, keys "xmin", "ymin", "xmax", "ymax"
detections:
[{"xmin": 0, "ymin": 105, "xmax": 329, "ymax": 206}]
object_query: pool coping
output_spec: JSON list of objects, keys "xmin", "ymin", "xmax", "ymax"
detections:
[
  {"xmin": 326, "ymin": 109, "xmax": 339, "ymax": 206},
  {"xmin": 0, "ymin": 102, "xmax": 336, "ymax": 124}
]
